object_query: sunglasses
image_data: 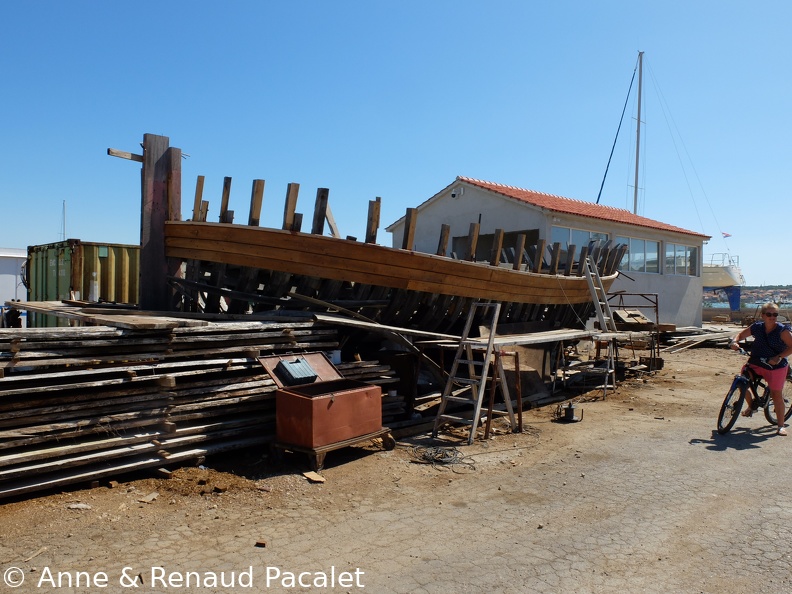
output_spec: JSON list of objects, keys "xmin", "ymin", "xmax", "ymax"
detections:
[{"xmin": 764, "ymin": 312, "xmax": 779, "ymax": 317}]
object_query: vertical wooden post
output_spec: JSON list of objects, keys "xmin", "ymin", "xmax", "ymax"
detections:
[
  {"xmin": 192, "ymin": 176, "xmax": 205, "ymax": 221},
  {"xmin": 365, "ymin": 197, "xmax": 381, "ymax": 244},
  {"xmin": 219, "ymin": 177, "xmax": 233, "ymax": 223},
  {"xmin": 167, "ymin": 147, "xmax": 181, "ymax": 223},
  {"xmin": 532, "ymin": 239, "xmax": 546, "ymax": 273},
  {"xmin": 549, "ymin": 242, "xmax": 561, "ymax": 275},
  {"xmin": 464, "ymin": 223, "xmax": 479, "ymax": 261},
  {"xmin": 402, "ymin": 208, "xmax": 418, "ymax": 250},
  {"xmin": 282, "ymin": 183, "xmax": 300, "ymax": 230},
  {"xmin": 292, "ymin": 213, "xmax": 303, "ymax": 232},
  {"xmin": 249, "ymin": 179, "xmax": 265, "ymax": 226},
  {"xmin": 577, "ymin": 245, "xmax": 590, "ymax": 277},
  {"xmin": 564, "ymin": 244, "xmax": 577, "ymax": 276},
  {"xmin": 436, "ymin": 224, "xmax": 450, "ymax": 256},
  {"xmin": 312, "ymin": 188, "xmax": 329, "ymax": 235},
  {"xmin": 513, "ymin": 234, "xmax": 526, "ymax": 271},
  {"xmin": 490, "ymin": 229, "xmax": 504, "ymax": 266},
  {"xmin": 140, "ymin": 133, "xmax": 176, "ymax": 311}
]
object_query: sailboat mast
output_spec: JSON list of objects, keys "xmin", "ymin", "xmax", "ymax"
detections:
[{"xmin": 633, "ymin": 51, "xmax": 644, "ymax": 214}]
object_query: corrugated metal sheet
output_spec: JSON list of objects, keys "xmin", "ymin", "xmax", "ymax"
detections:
[{"xmin": 26, "ymin": 240, "xmax": 140, "ymax": 327}]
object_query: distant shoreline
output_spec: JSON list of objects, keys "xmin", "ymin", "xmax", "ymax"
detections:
[{"xmin": 702, "ymin": 306, "xmax": 792, "ymax": 323}]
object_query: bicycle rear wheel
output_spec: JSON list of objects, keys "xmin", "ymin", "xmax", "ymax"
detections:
[
  {"xmin": 763, "ymin": 385, "xmax": 792, "ymax": 425},
  {"xmin": 718, "ymin": 381, "xmax": 746, "ymax": 435}
]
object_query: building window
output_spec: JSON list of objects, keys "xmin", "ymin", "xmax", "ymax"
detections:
[
  {"xmin": 665, "ymin": 243, "xmax": 699, "ymax": 276},
  {"xmin": 551, "ymin": 226, "xmax": 610, "ymax": 271},
  {"xmin": 551, "ymin": 226, "xmax": 609, "ymax": 251},
  {"xmin": 615, "ymin": 236, "xmax": 660, "ymax": 274},
  {"xmin": 550, "ymin": 226, "xmax": 608, "ymax": 272}
]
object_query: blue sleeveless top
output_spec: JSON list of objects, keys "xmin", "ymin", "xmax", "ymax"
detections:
[{"xmin": 749, "ymin": 321, "xmax": 790, "ymax": 369}]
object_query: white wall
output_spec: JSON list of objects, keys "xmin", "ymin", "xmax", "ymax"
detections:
[
  {"xmin": 0, "ymin": 251, "xmax": 26, "ymax": 303},
  {"xmin": 611, "ymin": 273, "xmax": 702, "ymax": 328},
  {"xmin": 0, "ymin": 249, "xmax": 27, "ymax": 327}
]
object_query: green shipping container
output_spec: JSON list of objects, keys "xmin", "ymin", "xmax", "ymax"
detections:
[{"xmin": 26, "ymin": 240, "xmax": 140, "ymax": 327}]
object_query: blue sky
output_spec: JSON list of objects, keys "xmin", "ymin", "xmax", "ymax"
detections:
[{"xmin": 1, "ymin": 1, "xmax": 789, "ymax": 286}]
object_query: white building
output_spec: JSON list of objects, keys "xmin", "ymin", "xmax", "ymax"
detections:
[
  {"xmin": 385, "ymin": 176, "xmax": 709, "ymax": 328},
  {"xmin": 0, "ymin": 247, "xmax": 27, "ymax": 327}
]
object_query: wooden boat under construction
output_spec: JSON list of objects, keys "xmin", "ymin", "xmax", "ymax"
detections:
[
  {"xmin": 111, "ymin": 133, "xmax": 623, "ymax": 335},
  {"xmin": 164, "ymin": 220, "xmax": 622, "ymax": 334}
]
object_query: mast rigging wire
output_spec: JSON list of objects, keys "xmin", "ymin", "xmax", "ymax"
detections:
[{"xmin": 596, "ymin": 56, "xmax": 639, "ymax": 204}]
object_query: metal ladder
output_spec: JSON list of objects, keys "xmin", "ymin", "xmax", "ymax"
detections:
[
  {"xmin": 432, "ymin": 301, "xmax": 515, "ymax": 444},
  {"xmin": 583, "ymin": 255, "xmax": 618, "ymax": 333},
  {"xmin": 583, "ymin": 255, "xmax": 618, "ymax": 396}
]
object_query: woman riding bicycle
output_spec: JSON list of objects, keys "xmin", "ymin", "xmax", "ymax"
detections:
[{"xmin": 728, "ymin": 302, "xmax": 792, "ymax": 435}]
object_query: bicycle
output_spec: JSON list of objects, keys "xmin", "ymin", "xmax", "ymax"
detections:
[{"xmin": 717, "ymin": 352, "xmax": 792, "ymax": 435}]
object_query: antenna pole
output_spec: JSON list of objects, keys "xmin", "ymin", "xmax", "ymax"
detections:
[{"xmin": 633, "ymin": 51, "xmax": 644, "ymax": 214}]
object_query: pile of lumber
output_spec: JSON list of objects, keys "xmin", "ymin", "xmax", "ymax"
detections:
[
  {"xmin": 0, "ymin": 318, "xmax": 397, "ymax": 499},
  {"xmin": 660, "ymin": 329, "xmax": 736, "ymax": 353}
]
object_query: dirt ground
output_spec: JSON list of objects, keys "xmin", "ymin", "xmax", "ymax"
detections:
[{"xmin": 1, "ymin": 342, "xmax": 791, "ymax": 593}]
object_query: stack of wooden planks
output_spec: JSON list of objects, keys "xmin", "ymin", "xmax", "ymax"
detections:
[
  {"xmin": 660, "ymin": 329, "xmax": 735, "ymax": 353},
  {"xmin": 0, "ymin": 318, "xmax": 397, "ymax": 499}
]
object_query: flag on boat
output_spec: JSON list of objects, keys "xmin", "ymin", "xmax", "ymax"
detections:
[{"xmin": 722, "ymin": 232, "xmax": 732, "ymax": 238}]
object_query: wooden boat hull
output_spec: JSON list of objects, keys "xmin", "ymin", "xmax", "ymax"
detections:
[{"xmin": 164, "ymin": 221, "xmax": 618, "ymax": 332}]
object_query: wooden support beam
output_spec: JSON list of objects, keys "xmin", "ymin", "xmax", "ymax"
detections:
[
  {"xmin": 564, "ymin": 244, "xmax": 577, "ymax": 276},
  {"xmin": 464, "ymin": 223, "xmax": 479, "ymax": 261},
  {"xmin": 312, "ymin": 188, "xmax": 329, "ymax": 235},
  {"xmin": 192, "ymin": 176, "xmax": 205, "ymax": 222},
  {"xmin": 291, "ymin": 212, "xmax": 303, "ymax": 232},
  {"xmin": 577, "ymin": 245, "xmax": 590, "ymax": 277},
  {"xmin": 219, "ymin": 177, "xmax": 233, "ymax": 223},
  {"xmin": 325, "ymin": 203, "xmax": 341, "ymax": 238},
  {"xmin": 107, "ymin": 148, "xmax": 144, "ymax": 162},
  {"xmin": 365, "ymin": 197, "xmax": 381, "ymax": 244},
  {"xmin": 549, "ymin": 242, "xmax": 561, "ymax": 275},
  {"xmin": 513, "ymin": 234, "xmax": 526, "ymax": 271},
  {"xmin": 167, "ymin": 147, "xmax": 181, "ymax": 223},
  {"xmin": 402, "ymin": 208, "xmax": 417, "ymax": 251},
  {"xmin": 532, "ymin": 239, "xmax": 546, "ymax": 273},
  {"xmin": 282, "ymin": 183, "xmax": 300, "ymax": 230},
  {"xmin": 248, "ymin": 179, "xmax": 265, "ymax": 226},
  {"xmin": 436, "ymin": 224, "xmax": 450, "ymax": 257},
  {"xmin": 490, "ymin": 229, "xmax": 504, "ymax": 267},
  {"xmin": 140, "ymin": 134, "xmax": 172, "ymax": 311},
  {"xmin": 598, "ymin": 239, "xmax": 613, "ymax": 270}
]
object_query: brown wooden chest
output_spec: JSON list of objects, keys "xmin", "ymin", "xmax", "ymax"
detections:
[{"xmin": 260, "ymin": 353, "xmax": 382, "ymax": 449}]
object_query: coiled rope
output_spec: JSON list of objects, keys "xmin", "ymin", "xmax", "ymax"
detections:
[{"xmin": 409, "ymin": 446, "xmax": 476, "ymax": 473}]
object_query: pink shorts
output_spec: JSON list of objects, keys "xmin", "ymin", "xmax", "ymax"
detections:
[{"xmin": 748, "ymin": 364, "xmax": 788, "ymax": 391}]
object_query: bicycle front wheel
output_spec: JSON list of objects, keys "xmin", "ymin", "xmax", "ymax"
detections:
[
  {"xmin": 763, "ymin": 386, "xmax": 792, "ymax": 425},
  {"xmin": 718, "ymin": 381, "xmax": 746, "ymax": 435}
]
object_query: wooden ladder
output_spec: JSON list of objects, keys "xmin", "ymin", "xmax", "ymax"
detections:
[{"xmin": 432, "ymin": 301, "xmax": 516, "ymax": 444}]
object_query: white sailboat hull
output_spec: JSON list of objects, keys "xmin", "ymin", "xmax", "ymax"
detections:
[
  {"xmin": 702, "ymin": 254, "xmax": 745, "ymax": 288},
  {"xmin": 703, "ymin": 264, "xmax": 744, "ymax": 288}
]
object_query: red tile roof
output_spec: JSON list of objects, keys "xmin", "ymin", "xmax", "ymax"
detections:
[{"xmin": 459, "ymin": 176, "xmax": 709, "ymax": 239}]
